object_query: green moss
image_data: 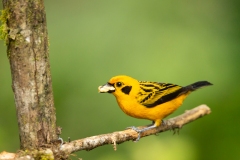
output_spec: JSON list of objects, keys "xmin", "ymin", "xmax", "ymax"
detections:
[
  {"xmin": 0, "ymin": 8, "xmax": 10, "ymax": 45},
  {"xmin": 36, "ymin": 150, "xmax": 55, "ymax": 160},
  {"xmin": 20, "ymin": 149, "xmax": 54, "ymax": 160}
]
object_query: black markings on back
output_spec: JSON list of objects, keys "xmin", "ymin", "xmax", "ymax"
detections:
[
  {"xmin": 138, "ymin": 81, "xmax": 186, "ymax": 108},
  {"xmin": 158, "ymin": 84, "xmax": 177, "ymax": 92},
  {"xmin": 144, "ymin": 88, "xmax": 186, "ymax": 108},
  {"xmin": 140, "ymin": 86, "xmax": 152, "ymax": 92},
  {"xmin": 121, "ymin": 86, "xmax": 132, "ymax": 95},
  {"xmin": 140, "ymin": 92, "xmax": 153, "ymax": 103}
]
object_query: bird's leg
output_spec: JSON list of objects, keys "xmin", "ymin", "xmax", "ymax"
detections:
[{"xmin": 127, "ymin": 124, "xmax": 157, "ymax": 142}]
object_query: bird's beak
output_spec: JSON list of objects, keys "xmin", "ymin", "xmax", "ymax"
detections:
[{"xmin": 98, "ymin": 83, "xmax": 115, "ymax": 93}]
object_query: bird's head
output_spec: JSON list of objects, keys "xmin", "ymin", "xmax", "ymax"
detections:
[{"xmin": 98, "ymin": 75, "xmax": 139, "ymax": 98}]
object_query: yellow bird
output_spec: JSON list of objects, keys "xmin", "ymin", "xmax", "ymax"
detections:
[{"xmin": 98, "ymin": 75, "xmax": 212, "ymax": 141}]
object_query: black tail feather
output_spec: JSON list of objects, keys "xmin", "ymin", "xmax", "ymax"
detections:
[{"xmin": 186, "ymin": 81, "xmax": 213, "ymax": 91}]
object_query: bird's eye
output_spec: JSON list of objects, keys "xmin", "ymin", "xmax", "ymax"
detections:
[{"xmin": 116, "ymin": 82, "xmax": 122, "ymax": 87}]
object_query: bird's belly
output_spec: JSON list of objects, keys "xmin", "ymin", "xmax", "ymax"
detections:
[{"xmin": 116, "ymin": 94, "xmax": 187, "ymax": 121}]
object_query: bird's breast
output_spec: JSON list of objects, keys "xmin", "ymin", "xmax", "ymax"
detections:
[{"xmin": 115, "ymin": 96, "xmax": 145, "ymax": 119}]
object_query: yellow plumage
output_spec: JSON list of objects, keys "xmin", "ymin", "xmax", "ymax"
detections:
[{"xmin": 98, "ymin": 75, "xmax": 212, "ymax": 141}]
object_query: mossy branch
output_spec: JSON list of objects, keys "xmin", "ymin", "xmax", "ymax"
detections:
[{"xmin": 0, "ymin": 104, "xmax": 211, "ymax": 159}]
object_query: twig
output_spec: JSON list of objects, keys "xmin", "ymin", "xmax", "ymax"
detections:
[{"xmin": 59, "ymin": 104, "xmax": 211, "ymax": 154}]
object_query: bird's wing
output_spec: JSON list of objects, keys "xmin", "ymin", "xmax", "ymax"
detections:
[{"xmin": 137, "ymin": 81, "xmax": 183, "ymax": 108}]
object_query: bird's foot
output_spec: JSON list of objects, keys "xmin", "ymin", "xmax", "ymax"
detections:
[
  {"xmin": 127, "ymin": 125, "xmax": 156, "ymax": 142},
  {"xmin": 126, "ymin": 126, "xmax": 143, "ymax": 142},
  {"xmin": 161, "ymin": 120, "xmax": 172, "ymax": 129},
  {"xmin": 161, "ymin": 120, "xmax": 166, "ymax": 126},
  {"xmin": 127, "ymin": 126, "xmax": 142, "ymax": 132}
]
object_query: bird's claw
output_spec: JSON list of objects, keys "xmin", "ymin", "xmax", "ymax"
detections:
[
  {"xmin": 127, "ymin": 126, "xmax": 142, "ymax": 132},
  {"xmin": 161, "ymin": 120, "xmax": 166, "ymax": 126},
  {"xmin": 126, "ymin": 126, "xmax": 142, "ymax": 142}
]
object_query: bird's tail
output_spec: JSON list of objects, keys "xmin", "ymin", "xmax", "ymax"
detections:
[{"xmin": 185, "ymin": 81, "xmax": 213, "ymax": 91}]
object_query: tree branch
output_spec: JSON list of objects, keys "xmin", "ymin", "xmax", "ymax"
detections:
[{"xmin": 59, "ymin": 104, "xmax": 211, "ymax": 155}]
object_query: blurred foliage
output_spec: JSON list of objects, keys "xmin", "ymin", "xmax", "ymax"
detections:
[{"xmin": 0, "ymin": 0, "xmax": 240, "ymax": 159}]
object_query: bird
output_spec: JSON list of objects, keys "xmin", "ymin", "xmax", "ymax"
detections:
[{"xmin": 98, "ymin": 75, "xmax": 212, "ymax": 141}]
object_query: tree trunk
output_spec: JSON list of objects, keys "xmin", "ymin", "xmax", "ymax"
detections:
[{"xmin": 2, "ymin": 0, "xmax": 57, "ymax": 149}]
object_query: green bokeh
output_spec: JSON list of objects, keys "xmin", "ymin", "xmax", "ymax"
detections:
[{"xmin": 0, "ymin": 0, "xmax": 239, "ymax": 159}]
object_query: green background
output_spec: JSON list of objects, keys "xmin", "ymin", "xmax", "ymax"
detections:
[{"xmin": 1, "ymin": 0, "xmax": 239, "ymax": 159}]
